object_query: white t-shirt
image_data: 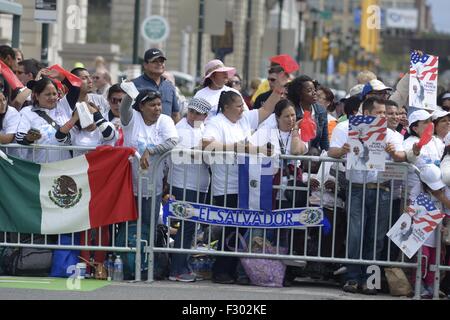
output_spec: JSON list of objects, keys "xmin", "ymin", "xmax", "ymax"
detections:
[
  {"xmin": 0, "ymin": 106, "xmax": 21, "ymax": 157},
  {"xmin": 330, "ymin": 120, "xmax": 404, "ymax": 184},
  {"xmin": 203, "ymin": 110, "xmax": 259, "ymax": 196},
  {"xmin": 17, "ymin": 103, "xmax": 72, "ymax": 163},
  {"xmin": 168, "ymin": 118, "xmax": 210, "ymax": 193},
  {"xmin": 87, "ymin": 93, "xmax": 110, "ymax": 116},
  {"xmin": 1, "ymin": 106, "xmax": 20, "ymax": 135},
  {"xmin": 70, "ymin": 126, "xmax": 116, "ymax": 157},
  {"xmin": 403, "ymin": 135, "xmax": 445, "ymax": 201},
  {"xmin": 194, "ymin": 86, "xmax": 248, "ymax": 120},
  {"xmin": 123, "ymin": 111, "xmax": 178, "ymax": 197}
]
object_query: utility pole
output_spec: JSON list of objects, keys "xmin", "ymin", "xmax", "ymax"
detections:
[
  {"xmin": 277, "ymin": 0, "xmax": 284, "ymax": 55},
  {"xmin": 40, "ymin": 24, "xmax": 49, "ymax": 66},
  {"xmin": 314, "ymin": 0, "xmax": 324, "ymax": 79},
  {"xmin": 132, "ymin": 0, "xmax": 141, "ymax": 64},
  {"xmin": 196, "ymin": 0, "xmax": 205, "ymax": 80},
  {"xmin": 243, "ymin": 0, "xmax": 253, "ymax": 89}
]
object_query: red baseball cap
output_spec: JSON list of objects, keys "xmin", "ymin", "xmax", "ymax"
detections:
[{"xmin": 270, "ymin": 54, "xmax": 300, "ymax": 74}]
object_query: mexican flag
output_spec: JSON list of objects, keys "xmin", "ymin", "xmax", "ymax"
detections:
[{"xmin": 0, "ymin": 147, "xmax": 138, "ymax": 235}]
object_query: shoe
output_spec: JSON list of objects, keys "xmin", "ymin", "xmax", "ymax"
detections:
[
  {"xmin": 168, "ymin": 273, "xmax": 196, "ymax": 282},
  {"xmin": 361, "ymin": 283, "xmax": 378, "ymax": 295},
  {"xmin": 342, "ymin": 280, "xmax": 359, "ymax": 294},
  {"xmin": 236, "ymin": 275, "xmax": 250, "ymax": 286},
  {"xmin": 212, "ymin": 273, "xmax": 235, "ymax": 284}
]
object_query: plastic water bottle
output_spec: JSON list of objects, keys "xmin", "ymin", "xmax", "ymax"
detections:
[
  {"xmin": 113, "ymin": 255, "xmax": 124, "ymax": 281},
  {"xmin": 107, "ymin": 254, "xmax": 114, "ymax": 281}
]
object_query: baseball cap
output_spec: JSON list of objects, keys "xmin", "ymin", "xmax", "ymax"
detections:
[
  {"xmin": 432, "ymin": 109, "xmax": 450, "ymax": 121},
  {"xmin": 442, "ymin": 93, "xmax": 450, "ymax": 100},
  {"xmin": 144, "ymin": 48, "xmax": 167, "ymax": 63},
  {"xmin": 269, "ymin": 54, "xmax": 300, "ymax": 74},
  {"xmin": 204, "ymin": 59, "xmax": 236, "ymax": 82},
  {"xmin": 347, "ymin": 84, "xmax": 365, "ymax": 98},
  {"xmin": 187, "ymin": 98, "xmax": 212, "ymax": 114},
  {"xmin": 420, "ymin": 164, "xmax": 445, "ymax": 191},
  {"xmin": 361, "ymin": 79, "xmax": 392, "ymax": 97},
  {"xmin": 408, "ymin": 110, "xmax": 432, "ymax": 125}
]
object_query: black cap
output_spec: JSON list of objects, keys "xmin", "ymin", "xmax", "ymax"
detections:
[{"xmin": 144, "ymin": 48, "xmax": 167, "ymax": 63}]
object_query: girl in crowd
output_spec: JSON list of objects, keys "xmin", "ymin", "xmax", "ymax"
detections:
[
  {"xmin": 194, "ymin": 59, "xmax": 248, "ymax": 119},
  {"xmin": 287, "ymin": 76, "xmax": 329, "ymax": 151},
  {"xmin": 202, "ymin": 74, "xmax": 287, "ymax": 285},
  {"xmin": 16, "ymin": 68, "xmax": 81, "ymax": 163}
]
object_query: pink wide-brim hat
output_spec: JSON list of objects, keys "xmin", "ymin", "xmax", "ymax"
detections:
[{"xmin": 203, "ymin": 59, "xmax": 236, "ymax": 82}]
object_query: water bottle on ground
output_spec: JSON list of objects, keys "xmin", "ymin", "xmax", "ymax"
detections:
[
  {"xmin": 107, "ymin": 254, "xmax": 114, "ymax": 281},
  {"xmin": 113, "ymin": 255, "xmax": 124, "ymax": 281}
]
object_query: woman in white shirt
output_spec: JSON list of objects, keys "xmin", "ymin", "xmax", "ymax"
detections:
[
  {"xmin": 404, "ymin": 110, "xmax": 445, "ymax": 202},
  {"xmin": 167, "ymin": 97, "xmax": 212, "ymax": 282},
  {"xmin": 0, "ymin": 91, "xmax": 20, "ymax": 145},
  {"xmin": 16, "ymin": 69, "xmax": 81, "ymax": 163},
  {"xmin": 120, "ymin": 89, "xmax": 179, "ymax": 237},
  {"xmin": 194, "ymin": 59, "xmax": 248, "ymax": 120},
  {"xmin": 202, "ymin": 75, "xmax": 286, "ymax": 285},
  {"xmin": 55, "ymin": 101, "xmax": 116, "ymax": 157}
]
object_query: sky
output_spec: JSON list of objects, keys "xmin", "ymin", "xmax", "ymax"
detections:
[{"xmin": 427, "ymin": 0, "xmax": 450, "ymax": 34}]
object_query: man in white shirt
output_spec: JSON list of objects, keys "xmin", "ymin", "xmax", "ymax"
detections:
[{"xmin": 328, "ymin": 97, "xmax": 406, "ymax": 295}]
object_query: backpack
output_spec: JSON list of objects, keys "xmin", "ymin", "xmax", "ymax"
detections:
[
  {"xmin": 115, "ymin": 223, "xmax": 170, "ymax": 280},
  {"xmin": 1, "ymin": 245, "xmax": 52, "ymax": 277}
]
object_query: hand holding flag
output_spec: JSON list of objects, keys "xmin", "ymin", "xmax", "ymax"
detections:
[
  {"xmin": 417, "ymin": 122, "xmax": 434, "ymax": 149},
  {"xmin": 47, "ymin": 64, "xmax": 82, "ymax": 87},
  {"xmin": 300, "ymin": 111, "xmax": 317, "ymax": 142},
  {"xmin": 0, "ymin": 60, "xmax": 24, "ymax": 90}
]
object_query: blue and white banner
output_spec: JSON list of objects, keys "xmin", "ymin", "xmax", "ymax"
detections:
[
  {"xmin": 163, "ymin": 200, "xmax": 330, "ymax": 230},
  {"xmin": 238, "ymin": 155, "xmax": 274, "ymax": 212}
]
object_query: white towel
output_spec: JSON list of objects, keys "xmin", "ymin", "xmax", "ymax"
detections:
[
  {"xmin": 76, "ymin": 102, "xmax": 94, "ymax": 129},
  {"xmin": 120, "ymin": 80, "xmax": 140, "ymax": 100}
]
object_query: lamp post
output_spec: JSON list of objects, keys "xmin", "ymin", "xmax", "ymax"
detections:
[
  {"xmin": 277, "ymin": 0, "xmax": 284, "ymax": 55},
  {"xmin": 296, "ymin": 0, "xmax": 307, "ymax": 65}
]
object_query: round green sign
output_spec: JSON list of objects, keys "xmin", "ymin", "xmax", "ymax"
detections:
[{"xmin": 141, "ymin": 15, "xmax": 170, "ymax": 43}]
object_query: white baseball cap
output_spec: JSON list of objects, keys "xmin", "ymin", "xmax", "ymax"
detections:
[
  {"xmin": 432, "ymin": 109, "xmax": 450, "ymax": 121},
  {"xmin": 408, "ymin": 110, "xmax": 432, "ymax": 125},
  {"xmin": 420, "ymin": 164, "xmax": 446, "ymax": 191}
]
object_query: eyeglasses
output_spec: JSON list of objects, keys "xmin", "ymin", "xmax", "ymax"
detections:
[
  {"xmin": 231, "ymin": 81, "xmax": 241, "ymax": 85},
  {"xmin": 111, "ymin": 98, "xmax": 122, "ymax": 104},
  {"xmin": 268, "ymin": 78, "xmax": 277, "ymax": 82},
  {"xmin": 15, "ymin": 70, "xmax": 24, "ymax": 75}
]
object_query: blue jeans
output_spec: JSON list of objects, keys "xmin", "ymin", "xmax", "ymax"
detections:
[
  {"xmin": 346, "ymin": 187, "xmax": 391, "ymax": 283},
  {"xmin": 169, "ymin": 187, "xmax": 207, "ymax": 276}
]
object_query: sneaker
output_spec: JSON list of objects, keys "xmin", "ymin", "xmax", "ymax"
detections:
[
  {"xmin": 361, "ymin": 283, "xmax": 378, "ymax": 295},
  {"xmin": 212, "ymin": 273, "xmax": 235, "ymax": 284},
  {"xmin": 342, "ymin": 280, "xmax": 359, "ymax": 294},
  {"xmin": 168, "ymin": 273, "xmax": 196, "ymax": 282}
]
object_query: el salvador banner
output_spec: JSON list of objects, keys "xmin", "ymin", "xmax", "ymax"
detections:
[{"xmin": 238, "ymin": 154, "xmax": 274, "ymax": 212}]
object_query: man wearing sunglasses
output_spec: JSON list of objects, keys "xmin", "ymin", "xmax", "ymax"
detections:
[
  {"xmin": 253, "ymin": 65, "xmax": 287, "ymax": 110},
  {"xmin": 133, "ymin": 48, "xmax": 180, "ymax": 124}
]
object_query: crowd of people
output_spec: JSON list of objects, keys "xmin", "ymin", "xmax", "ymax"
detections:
[{"xmin": 1, "ymin": 43, "xmax": 450, "ymax": 298}]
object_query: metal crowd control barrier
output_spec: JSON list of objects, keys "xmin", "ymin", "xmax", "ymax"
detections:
[
  {"xmin": 146, "ymin": 149, "xmax": 431, "ymax": 299},
  {"xmin": 0, "ymin": 144, "xmax": 144, "ymax": 282}
]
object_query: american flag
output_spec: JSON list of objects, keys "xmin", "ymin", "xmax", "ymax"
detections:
[
  {"xmin": 348, "ymin": 116, "xmax": 387, "ymax": 142},
  {"xmin": 410, "ymin": 51, "xmax": 439, "ymax": 82},
  {"xmin": 409, "ymin": 193, "xmax": 445, "ymax": 233}
]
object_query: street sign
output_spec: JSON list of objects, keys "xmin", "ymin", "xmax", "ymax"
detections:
[
  {"xmin": 141, "ymin": 15, "xmax": 170, "ymax": 44},
  {"xmin": 34, "ymin": 0, "xmax": 57, "ymax": 24}
]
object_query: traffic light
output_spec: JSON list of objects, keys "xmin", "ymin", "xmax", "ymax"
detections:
[{"xmin": 321, "ymin": 36, "xmax": 330, "ymax": 60}]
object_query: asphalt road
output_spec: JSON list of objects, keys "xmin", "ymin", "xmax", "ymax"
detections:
[{"xmin": 0, "ymin": 278, "xmax": 407, "ymax": 300}]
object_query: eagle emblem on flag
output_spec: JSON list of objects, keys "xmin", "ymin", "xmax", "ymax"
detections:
[{"xmin": 49, "ymin": 176, "xmax": 82, "ymax": 209}]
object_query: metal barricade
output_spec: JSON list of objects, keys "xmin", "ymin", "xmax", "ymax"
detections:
[
  {"xmin": 0, "ymin": 143, "xmax": 144, "ymax": 282},
  {"xmin": 145, "ymin": 148, "xmax": 430, "ymax": 298}
]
